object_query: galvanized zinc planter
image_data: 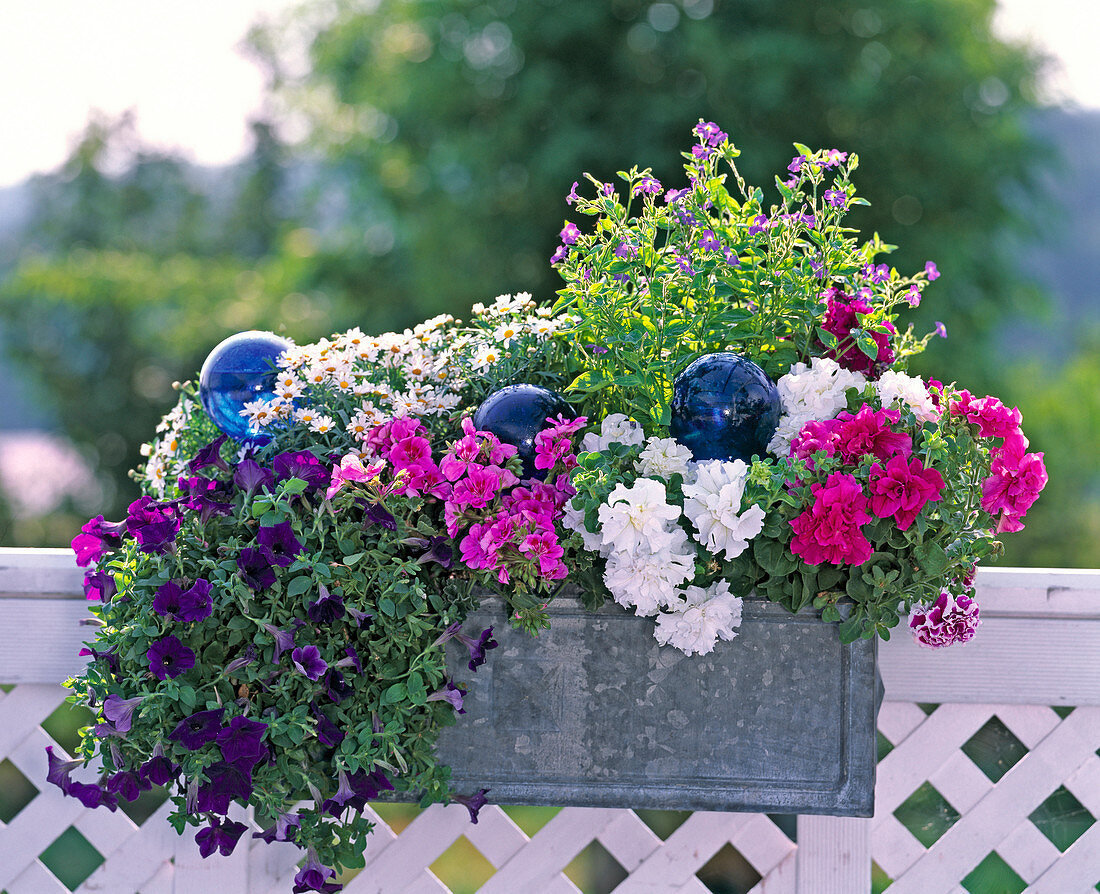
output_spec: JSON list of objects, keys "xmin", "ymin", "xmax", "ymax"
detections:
[{"xmin": 431, "ymin": 591, "xmax": 881, "ymax": 817}]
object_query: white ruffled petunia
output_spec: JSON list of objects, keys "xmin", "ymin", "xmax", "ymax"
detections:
[
  {"xmin": 636, "ymin": 437, "xmax": 693, "ymax": 479},
  {"xmin": 581, "ymin": 413, "xmax": 646, "ymax": 453},
  {"xmin": 768, "ymin": 357, "xmax": 866, "ymax": 455},
  {"xmin": 597, "ymin": 478, "xmax": 682, "ymax": 555},
  {"xmin": 563, "ymin": 499, "xmax": 608, "ymax": 555},
  {"xmin": 603, "ymin": 539, "xmax": 697, "ymax": 617},
  {"xmin": 654, "ymin": 581, "xmax": 744, "ymax": 656},
  {"xmin": 681, "ymin": 459, "xmax": 764, "ymax": 559},
  {"xmin": 875, "ymin": 370, "xmax": 938, "ymax": 423}
]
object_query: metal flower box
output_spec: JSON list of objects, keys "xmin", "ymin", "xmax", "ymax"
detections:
[{"xmin": 434, "ymin": 591, "xmax": 881, "ymax": 817}]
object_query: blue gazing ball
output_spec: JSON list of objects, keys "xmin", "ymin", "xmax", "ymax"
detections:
[
  {"xmin": 670, "ymin": 353, "xmax": 780, "ymax": 463},
  {"xmin": 198, "ymin": 330, "xmax": 291, "ymax": 444},
  {"xmin": 472, "ymin": 384, "xmax": 575, "ymax": 480}
]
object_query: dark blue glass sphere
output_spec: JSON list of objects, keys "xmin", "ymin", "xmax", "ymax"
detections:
[
  {"xmin": 472, "ymin": 384, "xmax": 575, "ymax": 479},
  {"xmin": 670, "ymin": 353, "xmax": 780, "ymax": 463},
  {"xmin": 198, "ymin": 331, "xmax": 291, "ymax": 444}
]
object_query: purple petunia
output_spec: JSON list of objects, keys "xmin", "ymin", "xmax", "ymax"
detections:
[
  {"xmin": 197, "ymin": 760, "xmax": 253, "ymax": 814},
  {"xmin": 147, "ymin": 636, "xmax": 195, "ymax": 680},
  {"xmin": 79, "ymin": 644, "xmax": 120, "ymax": 678},
  {"xmin": 426, "ymin": 680, "xmax": 466, "ymax": 714},
  {"xmin": 139, "ymin": 746, "xmax": 177, "ymax": 787},
  {"xmin": 216, "ymin": 715, "xmax": 268, "ymax": 767},
  {"xmin": 435, "ymin": 623, "xmax": 498, "ymax": 672},
  {"xmin": 189, "ymin": 434, "xmax": 231, "ymax": 474},
  {"xmin": 125, "ymin": 496, "xmax": 182, "ymax": 554},
  {"xmin": 362, "ymin": 503, "xmax": 396, "ymax": 531},
  {"xmin": 335, "ymin": 645, "xmax": 363, "ymax": 674},
  {"xmin": 82, "ymin": 569, "xmax": 117, "ymax": 602},
  {"xmin": 321, "ymin": 767, "xmax": 358, "ymax": 817},
  {"xmin": 101, "ymin": 694, "xmax": 143, "ymax": 734},
  {"xmin": 293, "ymin": 847, "xmax": 341, "ymax": 893},
  {"xmin": 234, "ymin": 458, "xmax": 274, "ymax": 498},
  {"xmin": 177, "ymin": 579, "xmax": 213, "ymax": 622},
  {"xmin": 312, "ymin": 703, "xmax": 344, "ymax": 747},
  {"xmin": 168, "ymin": 708, "xmax": 225, "ymax": 751},
  {"xmin": 262, "ymin": 621, "xmax": 296, "ymax": 664},
  {"xmin": 307, "ymin": 584, "xmax": 345, "ymax": 624},
  {"xmin": 105, "ymin": 769, "xmax": 150, "ymax": 802},
  {"xmin": 45, "ymin": 745, "xmax": 83, "ymax": 792},
  {"xmin": 343, "ymin": 768, "xmax": 394, "ymax": 813},
  {"xmin": 152, "ymin": 581, "xmax": 184, "ymax": 618},
  {"xmin": 196, "ymin": 816, "xmax": 248, "ymax": 858},
  {"xmin": 238, "ymin": 546, "xmax": 278, "ymax": 590},
  {"xmin": 224, "ymin": 644, "xmax": 257, "ymax": 676},
  {"xmin": 257, "ymin": 522, "xmax": 304, "ymax": 567},
  {"xmin": 68, "ymin": 780, "xmax": 119, "ymax": 811},
  {"xmin": 253, "ymin": 810, "xmax": 301, "ymax": 843},
  {"xmin": 177, "ymin": 475, "xmax": 234, "ymax": 524},
  {"xmin": 452, "ymin": 788, "xmax": 490, "ymax": 824},
  {"xmin": 323, "ymin": 669, "xmax": 353, "ymax": 704},
  {"xmin": 272, "ymin": 450, "xmax": 330, "ymax": 490},
  {"xmin": 292, "ymin": 646, "xmax": 328, "ymax": 681}
]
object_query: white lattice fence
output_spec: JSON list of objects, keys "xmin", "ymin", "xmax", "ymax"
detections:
[{"xmin": 1, "ymin": 551, "xmax": 1098, "ymax": 893}]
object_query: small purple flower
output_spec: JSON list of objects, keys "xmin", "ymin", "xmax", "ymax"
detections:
[
  {"xmin": 45, "ymin": 745, "xmax": 83, "ymax": 793},
  {"xmin": 693, "ymin": 121, "xmax": 725, "ymax": 146},
  {"xmin": 692, "ymin": 144, "xmax": 714, "ymax": 161},
  {"xmin": 632, "ymin": 175, "xmax": 661, "ymax": 196},
  {"xmin": 822, "ymin": 148, "xmax": 848, "ymax": 168},
  {"xmin": 196, "ymin": 816, "xmax": 248, "ymax": 858},
  {"xmin": 262, "ymin": 622, "xmax": 296, "ymax": 664},
  {"xmin": 344, "ymin": 768, "xmax": 394, "ymax": 812},
  {"xmin": 722, "ymin": 247, "xmax": 740, "ymax": 267},
  {"xmin": 905, "ymin": 285, "xmax": 922, "ymax": 307},
  {"xmin": 82, "ymin": 569, "xmax": 116, "ymax": 602},
  {"xmin": 177, "ymin": 579, "xmax": 213, "ymax": 622},
  {"xmin": 321, "ymin": 767, "xmax": 358, "ymax": 816},
  {"xmin": 105, "ymin": 769, "xmax": 149, "ymax": 802},
  {"xmin": 79, "ymin": 645, "xmax": 120, "ymax": 678},
  {"xmin": 909, "ymin": 592, "xmax": 980, "ymax": 648},
  {"xmin": 782, "ymin": 175, "xmax": 798, "ymax": 189},
  {"xmin": 559, "ymin": 222, "xmax": 581, "ymax": 245},
  {"xmin": 673, "ymin": 253, "xmax": 694, "ymax": 276},
  {"xmin": 197, "ymin": 761, "xmax": 253, "ymax": 814},
  {"xmin": 935, "ymin": 321, "xmax": 948, "ymax": 339},
  {"xmin": 307, "ymin": 584, "xmax": 345, "ymax": 624},
  {"xmin": 125, "ymin": 496, "xmax": 182, "ymax": 555},
  {"xmin": 71, "ymin": 515, "xmax": 126, "ymax": 567},
  {"xmin": 147, "ymin": 636, "xmax": 195, "ymax": 680},
  {"xmin": 435, "ymin": 623, "xmax": 498, "ymax": 672},
  {"xmin": 68, "ymin": 780, "xmax": 118, "ymax": 811},
  {"xmin": 178, "ymin": 475, "xmax": 234, "ymax": 524},
  {"xmin": 697, "ymin": 229, "xmax": 720, "ymax": 252},
  {"xmin": 824, "ymin": 189, "xmax": 847, "ymax": 208},
  {"xmin": 168, "ymin": 708, "xmax": 225, "ymax": 751},
  {"xmin": 585, "ymin": 344, "xmax": 609, "ymax": 355},
  {"xmin": 550, "ymin": 244, "xmax": 569, "ymax": 265},
  {"xmin": 224, "ymin": 644, "xmax": 257, "ymax": 676},
  {"xmin": 787, "ymin": 154, "xmax": 804, "ymax": 173},
  {"xmin": 664, "ymin": 187, "xmax": 689, "ymax": 205},
  {"xmin": 216, "ymin": 715, "xmax": 268, "ymax": 767},
  {"xmin": 102, "ymin": 694, "xmax": 143, "ymax": 734},
  {"xmin": 614, "ymin": 240, "xmax": 638, "ymax": 260},
  {"xmin": 748, "ymin": 214, "xmax": 771, "ymax": 236},
  {"xmin": 188, "ymin": 435, "xmax": 231, "ymax": 475},
  {"xmin": 272, "ymin": 450, "xmax": 330, "ymax": 490},
  {"xmin": 292, "ymin": 646, "xmax": 328, "ymax": 681},
  {"xmin": 925, "ymin": 260, "xmax": 940, "ymax": 281},
  {"xmin": 139, "ymin": 745, "xmax": 177, "ymax": 787},
  {"xmin": 427, "ymin": 680, "xmax": 466, "ymax": 714},
  {"xmin": 238, "ymin": 546, "xmax": 278, "ymax": 590},
  {"xmin": 336, "ymin": 645, "xmax": 363, "ymax": 673},
  {"xmin": 253, "ymin": 810, "xmax": 301, "ymax": 843},
  {"xmin": 362, "ymin": 502, "xmax": 396, "ymax": 531},
  {"xmin": 293, "ymin": 847, "xmax": 340, "ymax": 893},
  {"xmin": 452, "ymin": 788, "xmax": 490, "ymax": 824},
  {"xmin": 257, "ymin": 522, "xmax": 304, "ymax": 567},
  {"xmin": 863, "ymin": 262, "xmax": 890, "ymax": 284},
  {"xmin": 312, "ymin": 703, "xmax": 344, "ymax": 747},
  {"xmin": 233, "ymin": 458, "xmax": 274, "ymax": 498},
  {"xmin": 566, "ymin": 180, "xmax": 580, "ymax": 205}
]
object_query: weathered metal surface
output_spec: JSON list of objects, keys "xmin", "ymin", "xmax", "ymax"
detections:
[{"xmin": 434, "ymin": 593, "xmax": 880, "ymax": 817}]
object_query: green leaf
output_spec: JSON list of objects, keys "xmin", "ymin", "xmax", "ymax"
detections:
[
  {"xmin": 383, "ymin": 683, "xmax": 406, "ymax": 705},
  {"xmin": 342, "ymin": 552, "xmax": 365, "ymax": 566},
  {"xmin": 854, "ymin": 329, "xmax": 879, "ymax": 360},
  {"xmin": 379, "ymin": 597, "xmax": 396, "ymax": 617},
  {"xmin": 281, "ymin": 477, "xmax": 309, "ymax": 496},
  {"xmin": 286, "ymin": 576, "xmax": 313, "ymax": 598},
  {"xmin": 567, "ymin": 369, "xmax": 611, "ymax": 394},
  {"xmin": 816, "ymin": 327, "xmax": 838, "ymax": 349},
  {"xmin": 914, "ymin": 541, "xmax": 949, "ymax": 576}
]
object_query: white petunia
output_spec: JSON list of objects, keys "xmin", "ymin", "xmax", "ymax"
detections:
[
  {"xmin": 581, "ymin": 413, "xmax": 646, "ymax": 453},
  {"xmin": 636, "ymin": 437, "xmax": 693, "ymax": 479},
  {"xmin": 563, "ymin": 499, "xmax": 607, "ymax": 554},
  {"xmin": 654, "ymin": 581, "xmax": 744, "ymax": 656},
  {"xmin": 597, "ymin": 478, "xmax": 682, "ymax": 555},
  {"xmin": 682, "ymin": 459, "xmax": 764, "ymax": 559},
  {"xmin": 875, "ymin": 370, "xmax": 938, "ymax": 422},
  {"xmin": 603, "ymin": 542, "xmax": 697, "ymax": 616}
]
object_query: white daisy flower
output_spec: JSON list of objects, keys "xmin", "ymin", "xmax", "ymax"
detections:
[{"xmin": 309, "ymin": 414, "xmax": 336, "ymax": 434}]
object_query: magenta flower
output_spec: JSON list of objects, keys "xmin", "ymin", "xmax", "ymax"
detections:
[
  {"xmin": 451, "ymin": 466, "xmax": 503, "ymax": 509},
  {"xmin": 83, "ymin": 569, "xmax": 116, "ymax": 601},
  {"xmin": 819, "ymin": 287, "xmax": 896, "ymax": 375},
  {"xmin": 925, "ymin": 260, "xmax": 940, "ymax": 280},
  {"xmin": 790, "ymin": 473, "xmax": 873, "ymax": 566},
  {"xmin": 550, "ymin": 244, "xmax": 569, "ymax": 264},
  {"xmin": 822, "ymin": 149, "xmax": 848, "ymax": 167},
  {"xmin": 125, "ymin": 496, "xmax": 182, "ymax": 554},
  {"xmin": 147, "ymin": 636, "xmax": 195, "ymax": 680},
  {"xmin": 71, "ymin": 515, "xmax": 126, "ymax": 566},
  {"xmin": 566, "ymin": 181, "xmax": 580, "ymax": 205},
  {"xmin": 952, "ymin": 395, "xmax": 1022, "ymax": 440},
  {"xmin": 326, "ymin": 454, "xmax": 382, "ymax": 499},
  {"xmin": 981, "ymin": 431, "xmax": 1047, "ymax": 533},
  {"xmin": 868, "ymin": 455, "xmax": 945, "ymax": 530},
  {"xmin": 168, "ymin": 708, "xmax": 225, "ymax": 751},
  {"xmin": 910, "ymin": 592, "xmax": 980, "ymax": 648},
  {"xmin": 832, "ymin": 405, "xmax": 912, "ymax": 464},
  {"xmin": 292, "ymin": 646, "xmax": 328, "ymax": 681},
  {"xmin": 559, "ymin": 221, "xmax": 581, "ymax": 245}
]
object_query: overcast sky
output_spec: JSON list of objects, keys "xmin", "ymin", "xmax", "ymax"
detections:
[{"xmin": 0, "ymin": 0, "xmax": 1095, "ymax": 188}]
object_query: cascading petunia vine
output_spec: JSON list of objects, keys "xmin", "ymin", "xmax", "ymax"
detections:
[{"xmin": 57, "ymin": 123, "xmax": 1047, "ymax": 890}]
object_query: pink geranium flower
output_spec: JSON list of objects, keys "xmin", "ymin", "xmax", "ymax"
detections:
[
  {"xmin": 868, "ymin": 455, "xmax": 945, "ymax": 530},
  {"xmin": 325, "ymin": 454, "xmax": 384, "ymax": 500},
  {"xmin": 789, "ymin": 472, "xmax": 873, "ymax": 565}
]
